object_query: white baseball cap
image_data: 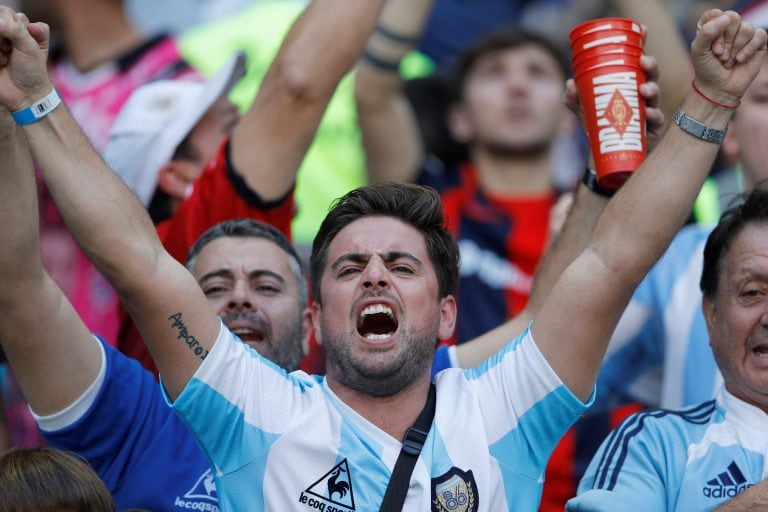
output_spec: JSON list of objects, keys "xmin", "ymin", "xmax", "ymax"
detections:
[{"xmin": 105, "ymin": 51, "xmax": 247, "ymax": 206}]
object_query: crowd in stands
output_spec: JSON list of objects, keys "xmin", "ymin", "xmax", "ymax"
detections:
[{"xmin": 0, "ymin": 0, "xmax": 768, "ymax": 510}]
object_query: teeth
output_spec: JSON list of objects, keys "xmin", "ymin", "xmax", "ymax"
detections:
[
  {"xmin": 366, "ymin": 333, "xmax": 390, "ymax": 340},
  {"xmin": 232, "ymin": 328, "xmax": 255, "ymax": 335},
  {"xmin": 360, "ymin": 304, "xmax": 393, "ymax": 319}
]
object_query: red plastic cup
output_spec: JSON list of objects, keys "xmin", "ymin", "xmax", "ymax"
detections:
[
  {"xmin": 575, "ymin": 64, "xmax": 646, "ymax": 188},
  {"xmin": 571, "ymin": 29, "xmax": 644, "ymax": 54},
  {"xmin": 573, "ymin": 44, "xmax": 643, "ymax": 70},
  {"xmin": 573, "ymin": 52, "xmax": 641, "ymax": 78},
  {"xmin": 569, "ymin": 17, "xmax": 644, "ymax": 44}
]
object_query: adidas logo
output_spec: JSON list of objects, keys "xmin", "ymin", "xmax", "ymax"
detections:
[{"xmin": 702, "ymin": 461, "xmax": 753, "ymax": 499}]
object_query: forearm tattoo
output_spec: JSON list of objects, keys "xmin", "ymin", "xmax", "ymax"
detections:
[{"xmin": 168, "ymin": 312, "xmax": 209, "ymax": 360}]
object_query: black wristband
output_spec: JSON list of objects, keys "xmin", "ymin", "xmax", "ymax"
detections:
[
  {"xmin": 361, "ymin": 50, "xmax": 402, "ymax": 73},
  {"xmin": 582, "ymin": 167, "xmax": 616, "ymax": 198}
]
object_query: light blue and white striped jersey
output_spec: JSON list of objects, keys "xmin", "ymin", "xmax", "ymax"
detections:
[
  {"xmin": 599, "ymin": 224, "xmax": 722, "ymax": 409},
  {"xmin": 170, "ymin": 322, "xmax": 590, "ymax": 511},
  {"xmin": 567, "ymin": 388, "xmax": 768, "ymax": 511}
]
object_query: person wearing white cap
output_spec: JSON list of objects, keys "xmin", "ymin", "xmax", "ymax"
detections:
[{"xmin": 105, "ymin": 51, "xmax": 247, "ymax": 218}]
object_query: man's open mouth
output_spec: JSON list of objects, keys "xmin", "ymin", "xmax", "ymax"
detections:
[{"xmin": 357, "ymin": 303, "xmax": 398, "ymax": 340}]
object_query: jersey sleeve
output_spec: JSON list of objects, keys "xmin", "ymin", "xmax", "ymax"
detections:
[
  {"xmin": 158, "ymin": 138, "xmax": 295, "ymax": 264},
  {"xmin": 40, "ymin": 340, "xmax": 178, "ymax": 492},
  {"xmin": 170, "ymin": 322, "xmax": 319, "ymax": 475},
  {"xmin": 566, "ymin": 410, "xmax": 673, "ymax": 512},
  {"xmin": 463, "ymin": 325, "xmax": 593, "ymax": 481}
]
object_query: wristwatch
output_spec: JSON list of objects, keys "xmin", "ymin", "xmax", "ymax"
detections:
[
  {"xmin": 672, "ymin": 108, "xmax": 727, "ymax": 144},
  {"xmin": 581, "ymin": 167, "xmax": 615, "ymax": 198}
]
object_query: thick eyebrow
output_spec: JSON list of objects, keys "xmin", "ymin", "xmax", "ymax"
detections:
[
  {"xmin": 198, "ymin": 268, "xmax": 234, "ymax": 285},
  {"xmin": 383, "ymin": 251, "xmax": 423, "ymax": 267},
  {"xmin": 330, "ymin": 251, "xmax": 423, "ymax": 272},
  {"xmin": 330, "ymin": 253, "xmax": 369, "ymax": 273},
  {"xmin": 198, "ymin": 268, "xmax": 286, "ymax": 285}
]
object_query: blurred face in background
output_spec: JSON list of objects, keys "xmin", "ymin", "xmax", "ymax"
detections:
[{"xmin": 449, "ymin": 44, "xmax": 566, "ymax": 156}]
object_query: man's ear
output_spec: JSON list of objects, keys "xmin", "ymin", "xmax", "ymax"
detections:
[
  {"xmin": 702, "ymin": 295, "xmax": 716, "ymax": 347},
  {"xmin": 437, "ymin": 295, "xmax": 457, "ymax": 342},
  {"xmin": 156, "ymin": 162, "xmax": 194, "ymax": 200},
  {"xmin": 447, "ymin": 103, "xmax": 474, "ymax": 144},
  {"xmin": 311, "ymin": 302, "xmax": 323, "ymax": 346},
  {"xmin": 300, "ymin": 307, "xmax": 313, "ymax": 356}
]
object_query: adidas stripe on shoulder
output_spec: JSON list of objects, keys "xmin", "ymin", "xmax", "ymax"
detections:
[{"xmin": 592, "ymin": 401, "xmax": 717, "ymax": 491}]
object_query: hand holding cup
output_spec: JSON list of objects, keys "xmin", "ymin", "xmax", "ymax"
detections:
[
  {"xmin": 570, "ymin": 17, "xmax": 648, "ymax": 189},
  {"xmin": 565, "ymin": 54, "xmax": 663, "ymax": 154}
]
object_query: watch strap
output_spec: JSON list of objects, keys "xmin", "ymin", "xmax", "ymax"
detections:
[{"xmin": 672, "ymin": 107, "xmax": 727, "ymax": 144}]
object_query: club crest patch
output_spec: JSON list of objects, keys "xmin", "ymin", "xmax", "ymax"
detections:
[{"xmin": 431, "ymin": 467, "xmax": 478, "ymax": 512}]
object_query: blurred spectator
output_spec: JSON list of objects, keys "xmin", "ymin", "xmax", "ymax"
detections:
[
  {"xmin": 0, "ymin": 447, "xmax": 116, "ymax": 511},
  {"xmin": 179, "ymin": 0, "xmax": 367, "ymax": 257}
]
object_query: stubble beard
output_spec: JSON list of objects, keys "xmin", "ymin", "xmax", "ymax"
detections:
[{"xmin": 322, "ymin": 321, "xmax": 436, "ymax": 398}]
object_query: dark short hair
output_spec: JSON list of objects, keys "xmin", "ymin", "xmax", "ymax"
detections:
[
  {"xmin": 450, "ymin": 25, "xmax": 569, "ymax": 103},
  {"xmin": 0, "ymin": 447, "xmax": 116, "ymax": 511},
  {"xmin": 186, "ymin": 219, "xmax": 307, "ymax": 309},
  {"xmin": 309, "ymin": 183, "xmax": 460, "ymax": 304},
  {"xmin": 701, "ymin": 185, "xmax": 768, "ymax": 299}
]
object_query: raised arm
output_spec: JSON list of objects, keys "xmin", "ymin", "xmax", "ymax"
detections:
[
  {"xmin": 0, "ymin": 8, "xmax": 220, "ymax": 400},
  {"xmin": 232, "ymin": 0, "xmax": 386, "ymax": 199},
  {"xmin": 453, "ymin": 57, "xmax": 664, "ymax": 368},
  {"xmin": 532, "ymin": 11, "xmax": 767, "ymax": 401},
  {"xmin": 354, "ymin": 0, "xmax": 434, "ymax": 183},
  {"xmin": 0, "ymin": 105, "xmax": 101, "ymax": 417}
]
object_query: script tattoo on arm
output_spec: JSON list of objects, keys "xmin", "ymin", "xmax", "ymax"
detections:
[{"xmin": 168, "ymin": 312, "xmax": 210, "ymax": 361}]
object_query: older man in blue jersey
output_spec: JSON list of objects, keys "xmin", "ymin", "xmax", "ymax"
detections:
[
  {"xmin": 0, "ymin": 5, "xmax": 764, "ymax": 511},
  {"xmin": 568, "ymin": 185, "xmax": 768, "ymax": 511}
]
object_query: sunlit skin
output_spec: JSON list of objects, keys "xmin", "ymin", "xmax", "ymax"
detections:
[
  {"xmin": 313, "ymin": 216, "xmax": 456, "ymax": 398},
  {"xmin": 189, "ymin": 236, "xmax": 311, "ymax": 371},
  {"xmin": 450, "ymin": 44, "xmax": 567, "ymax": 155},
  {"xmin": 725, "ymin": 60, "xmax": 768, "ymax": 188},
  {"xmin": 157, "ymin": 96, "xmax": 241, "ymax": 204},
  {"xmin": 705, "ymin": 224, "xmax": 768, "ymax": 413}
]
